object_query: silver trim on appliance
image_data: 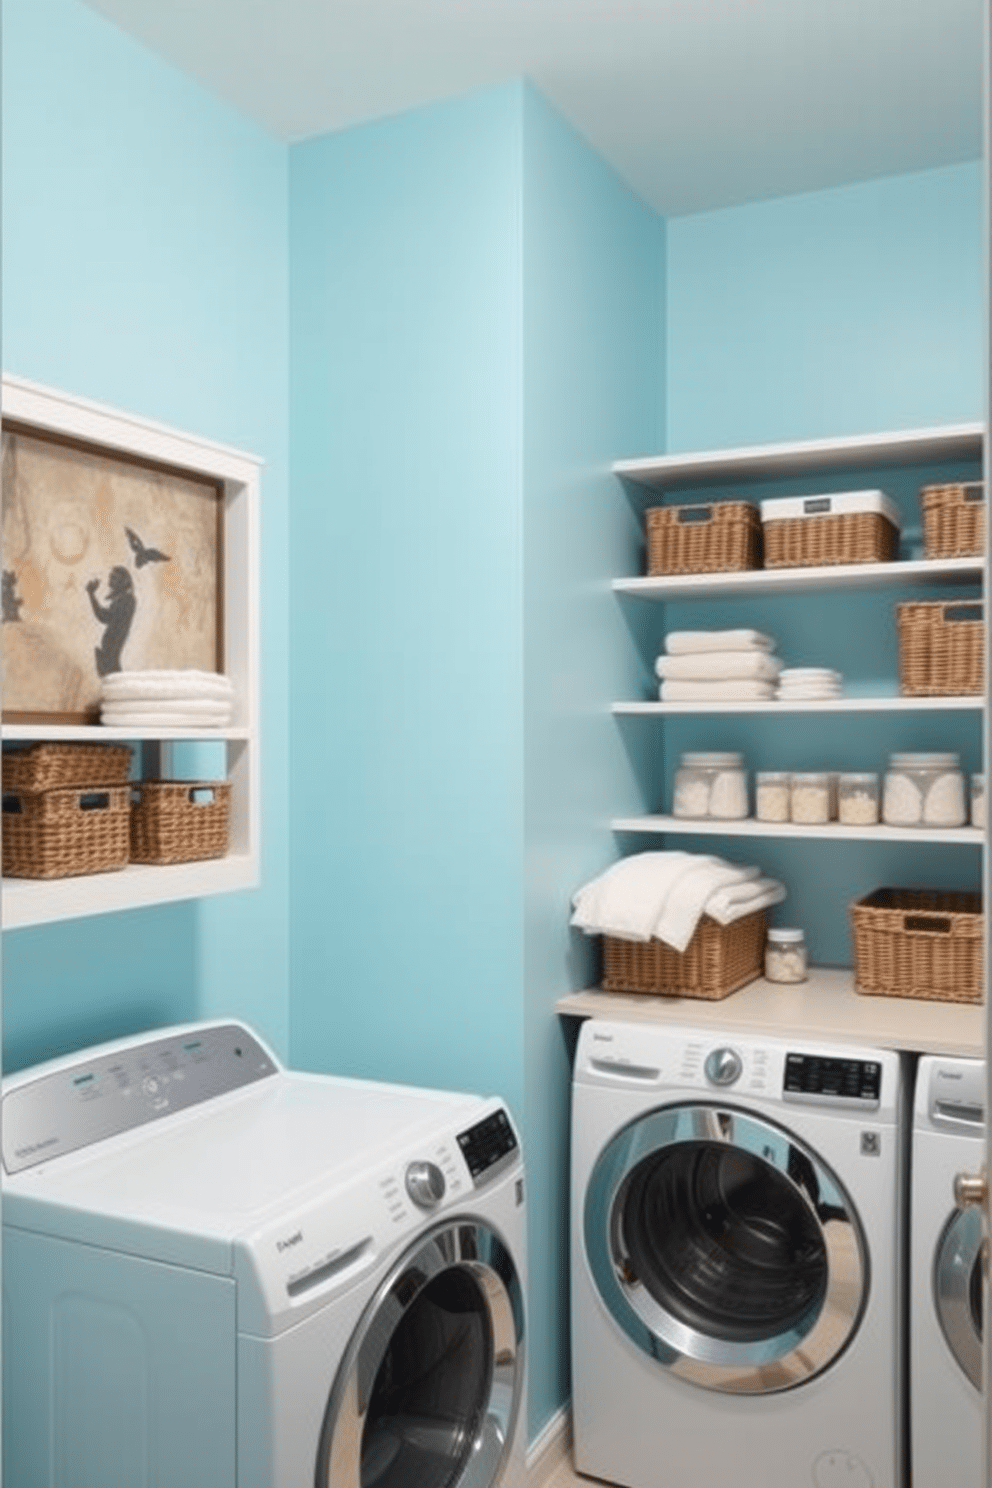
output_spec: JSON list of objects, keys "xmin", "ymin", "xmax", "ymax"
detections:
[
  {"xmin": 584, "ymin": 1103, "xmax": 868, "ymax": 1395},
  {"xmin": 316, "ymin": 1218, "xmax": 525, "ymax": 1488},
  {"xmin": 934, "ymin": 1206, "xmax": 983, "ymax": 1390}
]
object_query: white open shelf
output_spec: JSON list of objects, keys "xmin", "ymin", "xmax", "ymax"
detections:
[{"xmin": 1, "ymin": 375, "xmax": 262, "ymax": 931}]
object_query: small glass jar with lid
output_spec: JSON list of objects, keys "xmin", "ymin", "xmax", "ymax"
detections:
[
  {"xmin": 882, "ymin": 752, "xmax": 966, "ymax": 828},
  {"xmin": 837, "ymin": 771, "xmax": 880, "ymax": 826},
  {"xmin": 755, "ymin": 770, "xmax": 790, "ymax": 823},
  {"xmin": 672, "ymin": 752, "xmax": 748, "ymax": 820},
  {"xmin": 789, "ymin": 771, "xmax": 832, "ymax": 824},
  {"xmin": 764, "ymin": 927, "xmax": 808, "ymax": 984}
]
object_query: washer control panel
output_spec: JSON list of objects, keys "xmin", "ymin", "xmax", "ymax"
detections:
[
  {"xmin": 783, "ymin": 1052, "xmax": 882, "ymax": 1109},
  {"xmin": 456, "ymin": 1107, "xmax": 518, "ymax": 1186},
  {"xmin": 2, "ymin": 1023, "xmax": 278, "ymax": 1174}
]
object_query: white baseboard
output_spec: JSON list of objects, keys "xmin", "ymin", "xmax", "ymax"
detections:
[{"xmin": 525, "ymin": 1404, "xmax": 572, "ymax": 1484}]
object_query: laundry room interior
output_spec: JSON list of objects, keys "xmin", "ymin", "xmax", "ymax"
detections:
[{"xmin": 0, "ymin": 0, "xmax": 988, "ymax": 1486}]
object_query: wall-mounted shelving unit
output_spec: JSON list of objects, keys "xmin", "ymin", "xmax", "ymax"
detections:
[
  {"xmin": 564, "ymin": 420, "xmax": 986, "ymax": 1054},
  {"xmin": 1, "ymin": 375, "xmax": 261, "ymax": 930}
]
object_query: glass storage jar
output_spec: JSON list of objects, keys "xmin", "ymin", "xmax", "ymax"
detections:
[
  {"xmin": 672, "ymin": 752, "xmax": 748, "ymax": 820},
  {"xmin": 971, "ymin": 773, "xmax": 985, "ymax": 829},
  {"xmin": 882, "ymin": 752, "xmax": 966, "ymax": 828},
  {"xmin": 789, "ymin": 771, "xmax": 833, "ymax": 824},
  {"xmin": 765, "ymin": 927, "xmax": 808, "ymax": 984},
  {"xmin": 755, "ymin": 770, "xmax": 790, "ymax": 823},
  {"xmin": 837, "ymin": 772, "xmax": 880, "ymax": 826}
]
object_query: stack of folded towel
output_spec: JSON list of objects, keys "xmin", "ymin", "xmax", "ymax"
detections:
[
  {"xmin": 571, "ymin": 850, "xmax": 786, "ymax": 953},
  {"xmin": 655, "ymin": 629, "xmax": 781, "ymax": 702},
  {"xmin": 100, "ymin": 669, "xmax": 235, "ymax": 729},
  {"xmin": 776, "ymin": 667, "xmax": 843, "ymax": 700}
]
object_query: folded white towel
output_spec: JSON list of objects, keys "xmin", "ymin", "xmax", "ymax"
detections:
[
  {"xmin": 100, "ymin": 696, "xmax": 231, "ymax": 718},
  {"xmin": 660, "ymin": 679, "xmax": 777, "ymax": 702},
  {"xmin": 571, "ymin": 851, "xmax": 698, "ymax": 942},
  {"xmin": 656, "ymin": 651, "xmax": 783, "ymax": 682},
  {"xmin": 100, "ymin": 708, "xmax": 231, "ymax": 729},
  {"xmin": 665, "ymin": 629, "xmax": 775, "ymax": 655},
  {"xmin": 653, "ymin": 859, "xmax": 761, "ymax": 952},
  {"xmin": 704, "ymin": 876, "xmax": 787, "ymax": 926},
  {"xmin": 101, "ymin": 669, "xmax": 234, "ymax": 702}
]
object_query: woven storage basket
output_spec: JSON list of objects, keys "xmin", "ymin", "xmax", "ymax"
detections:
[
  {"xmin": 763, "ymin": 509, "xmax": 899, "ymax": 569},
  {"xmin": 2, "ymin": 785, "xmax": 130, "ymax": 879},
  {"xmin": 897, "ymin": 599, "xmax": 984, "ymax": 696},
  {"xmin": 920, "ymin": 482, "xmax": 985, "ymax": 559},
  {"xmin": 646, "ymin": 502, "xmax": 761, "ymax": 577},
  {"xmin": 2, "ymin": 742, "xmax": 132, "ymax": 794},
  {"xmin": 600, "ymin": 908, "xmax": 769, "ymax": 999},
  {"xmin": 129, "ymin": 781, "xmax": 231, "ymax": 865},
  {"xmin": 851, "ymin": 887, "xmax": 983, "ymax": 1004}
]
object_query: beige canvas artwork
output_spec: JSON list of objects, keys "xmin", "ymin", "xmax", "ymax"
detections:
[{"xmin": 2, "ymin": 429, "xmax": 221, "ymax": 721}]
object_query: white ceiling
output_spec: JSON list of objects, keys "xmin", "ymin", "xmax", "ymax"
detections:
[{"xmin": 81, "ymin": 0, "xmax": 985, "ymax": 216}]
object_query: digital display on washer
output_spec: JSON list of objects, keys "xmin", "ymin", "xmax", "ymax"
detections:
[
  {"xmin": 784, "ymin": 1053, "xmax": 881, "ymax": 1106},
  {"xmin": 457, "ymin": 1108, "xmax": 518, "ymax": 1182}
]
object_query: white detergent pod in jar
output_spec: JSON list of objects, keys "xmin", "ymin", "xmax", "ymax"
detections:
[{"xmin": 882, "ymin": 752, "xmax": 965, "ymax": 828}]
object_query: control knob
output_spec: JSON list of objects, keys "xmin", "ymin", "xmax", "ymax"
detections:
[
  {"xmin": 704, "ymin": 1047, "xmax": 743, "ymax": 1087},
  {"xmin": 405, "ymin": 1160, "xmax": 446, "ymax": 1209}
]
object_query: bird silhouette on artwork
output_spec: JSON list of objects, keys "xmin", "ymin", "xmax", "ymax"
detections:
[{"xmin": 125, "ymin": 526, "xmax": 171, "ymax": 568}]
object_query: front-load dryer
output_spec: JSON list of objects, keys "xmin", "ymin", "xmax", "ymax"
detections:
[
  {"xmin": 910, "ymin": 1053, "xmax": 985, "ymax": 1488},
  {"xmin": 570, "ymin": 1017, "xmax": 904, "ymax": 1488},
  {"xmin": 2, "ymin": 1020, "xmax": 527, "ymax": 1488}
]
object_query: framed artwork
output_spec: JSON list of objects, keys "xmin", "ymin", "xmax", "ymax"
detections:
[{"xmin": 2, "ymin": 425, "xmax": 223, "ymax": 723}]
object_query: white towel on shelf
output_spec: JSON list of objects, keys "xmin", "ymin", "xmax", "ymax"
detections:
[
  {"xmin": 571, "ymin": 851, "xmax": 698, "ymax": 942},
  {"xmin": 653, "ymin": 859, "xmax": 761, "ymax": 952},
  {"xmin": 664, "ymin": 629, "xmax": 775, "ymax": 655},
  {"xmin": 100, "ymin": 696, "xmax": 232, "ymax": 718},
  {"xmin": 100, "ymin": 707, "xmax": 232, "ymax": 729},
  {"xmin": 655, "ymin": 651, "xmax": 783, "ymax": 682},
  {"xmin": 101, "ymin": 669, "xmax": 234, "ymax": 703},
  {"xmin": 659, "ymin": 679, "xmax": 777, "ymax": 702},
  {"xmin": 704, "ymin": 875, "xmax": 787, "ymax": 925}
]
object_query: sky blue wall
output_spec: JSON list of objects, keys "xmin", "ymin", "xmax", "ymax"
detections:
[
  {"xmin": 1, "ymin": 0, "xmax": 291, "ymax": 1069},
  {"xmin": 655, "ymin": 163, "xmax": 984, "ymax": 969},
  {"xmin": 287, "ymin": 81, "xmax": 664, "ymax": 1436},
  {"xmin": 667, "ymin": 163, "xmax": 983, "ymax": 450}
]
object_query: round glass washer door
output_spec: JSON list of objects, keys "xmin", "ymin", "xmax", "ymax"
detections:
[
  {"xmin": 316, "ymin": 1218, "xmax": 525, "ymax": 1488},
  {"xmin": 584, "ymin": 1103, "xmax": 869, "ymax": 1395},
  {"xmin": 935, "ymin": 1205, "xmax": 984, "ymax": 1389}
]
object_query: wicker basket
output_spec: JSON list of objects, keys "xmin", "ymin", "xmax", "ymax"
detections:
[
  {"xmin": 129, "ymin": 781, "xmax": 231, "ymax": 865},
  {"xmin": 600, "ymin": 909, "xmax": 769, "ymax": 999},
  {"xmin": 2, "ymin": 785, "xmax": 131, "ymax": 879},
  {"xmin": 851, "ymin": 887, "xmax": 983, "ymax": 1004},
  {"xmin": 2, "ymin": 742, "xmax": 132, "ymax": 794},
  {"xmin": 897, "ymin": 599, "xmax": 984, "ymax": 696},
  {"xmin": 920, "ymin": 482, "xmax": 985, "ymax": 559},
  {"xmin": 761, "ymin": 491, "xmax": 901, "ymax": 569},
  {"xmin": 646, "ymin": 502, "xmax": 761, "ymax": 577}
]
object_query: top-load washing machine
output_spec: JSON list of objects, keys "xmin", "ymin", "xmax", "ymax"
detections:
[
  {"xmin": 2, "ymin": 1019, "xmax": 527, "ymax": 1488},
  {"xmin": 570, "ymin": 1017, "xmax": 905, "ymax": 1488},
  {"xmin": 910, "ymin": 1053, "xmax": 986, "ymax": 1488}
]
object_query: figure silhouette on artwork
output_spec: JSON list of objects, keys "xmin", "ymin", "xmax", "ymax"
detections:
[
  {"xmin": 2, "ymin": 569, "xmax": 23, "ymax": 622},
  {"xmin": 126, "ymin": 527, "xmax": 170, "ymax": 568},
  {"xmin": 86, "ymin": 565, "xmax": 136, "ymax": 676}
]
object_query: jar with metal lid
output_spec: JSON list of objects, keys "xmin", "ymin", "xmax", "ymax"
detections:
[
  {"xmin": 882, "ymin": 752, "xmax": 966, "ymax": 828},
  {"xmin": 789, "ymin": 771, "xmax": 832, "ymax": 824},
  {"xmin": 971, "ymin": 772, "xmax": 985, "ymax": 829},
  {"xmin": 755, "ymin": 770, "xmax": 790, "ymax": 823},
  {"xmin": 765, "ymin": 927, "xmax": 808, "ymax": 984},
  {"xmin": 837, "ymin": 771, "xmax": 880, "ymax": 826},
  {"xmin": 672, "ymin": 751, "xmax": 748, "ymax": 820}
]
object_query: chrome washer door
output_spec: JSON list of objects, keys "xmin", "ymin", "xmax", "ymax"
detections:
[
  {"xmin": 585, "ymin": 1103, "xmax": 868, "ymax": 1395},
  {"xmin": 316, "ymin": 1219, "xmax": 525, "ymax": 1488},
  {"xmin": 935, "ymin": 1206, "xmax": 983, "ymax": 1389}
]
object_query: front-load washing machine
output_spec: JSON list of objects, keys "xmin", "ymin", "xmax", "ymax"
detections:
[
  {"xmin": 2, "ymin": 1019, "xmax": 527, "ymax": 1488},
  {"xmin": 570, "ymin": 1017, "xmax": 905, "ymax": 1488},
  {"xmin": 910, "ymin": 1053, "xmax": 985, "ymax": 1488}
]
